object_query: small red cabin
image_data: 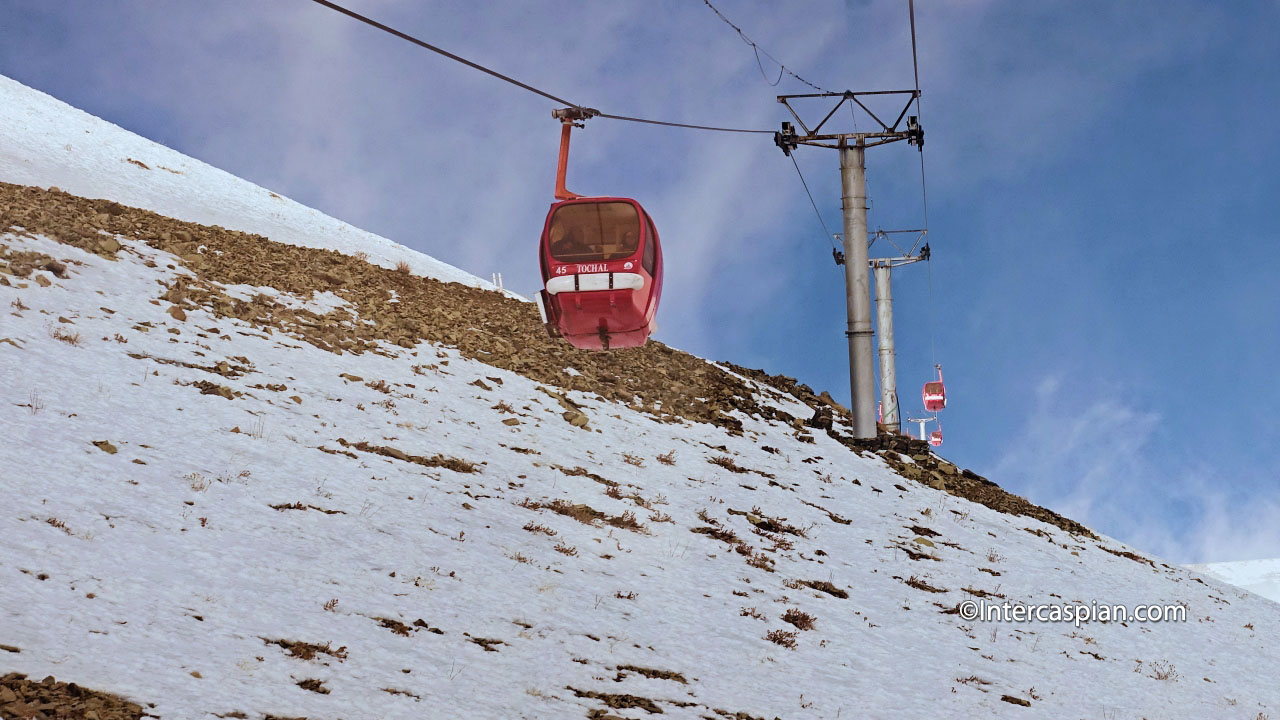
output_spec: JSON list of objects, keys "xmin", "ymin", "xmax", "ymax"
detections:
[
  {"xmin": 929, "ymin": 427, "xmax": 943, "ymax": 447},
  {"xmin": 922, "ymin": 365, "xmax": 946, "ymax": 412},
  {"xmin": 536, "ymin": 197, "xmax": 663, "ymax": 350}
]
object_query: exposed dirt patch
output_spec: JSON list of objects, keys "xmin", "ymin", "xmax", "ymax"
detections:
[
  {"xmin": 296, "ymin": 678, "xmax": 329, "ymax": 694},
  {"xmin": 1099, "ymin": 545, "xmax": 1156, "ymax": 568},
  {"xmin": 901, "ymin": 575, "xmax": 948, "ymax": 593},
  {"xmin": 468, "ymin": 636, "xmax": 506, "ymax": 652},
  {"xmin": 553, "ymin": 464, "xmax": 616, "ymax": 487},
  {"xmin": 569, "ymin": 687, "xmax": 664, "ymax": 714},
  {"xmin": 727, "ymin": 507, "xmax": 805, "ymax": 536},
  {"xmin": 614, "ymin": 665, "xmax": 688, "ymax": 684},
  {"xmin": 790, "ymin": 579, "xmax": 848, "ymax": 599},
  {"xmin": 270, "ymin": 502, "xmax": 345, "ymax": 515},
  {"xmin": 691, "ymin": 526, "xmax": 741, "ymax": 545},
  {"xmin": 261, "ymin": 637, "xmax": 347, "ymax": 662},
  {"xmin": 0, "ymin": 672, "xmax": 151, "ymax": 720},
  {"xmin": 521, "ymin": 498, "xmax": 646, "ymax": 533},
  {"xmin": 863, "ymin": 433, "xmax": 1095, "ymax": 539},
  {"xmin": 336, "ymin": 438, "xmax": 477, "ymax": 473},
  {"xmin": 375, "ymin": 617, "xmax": 414, "ymax": 637}
]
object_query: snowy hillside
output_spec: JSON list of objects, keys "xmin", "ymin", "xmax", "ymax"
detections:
[
  {"xmin": 1189, "ymin": 560, "xmax": 1280, "ymax": 605},
  {"xmin": 0, "ymin": 74, "xmax": 496, "ymax": 293},
  {"xmin": 3, "ymin": 74, "xmax": 1280, "ymax": 720}
]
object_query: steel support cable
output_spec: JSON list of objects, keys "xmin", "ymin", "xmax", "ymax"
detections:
[
  {"xmin": 307, "ymin": 0, "xmax": 772, "ymax": 135},
  {"xmin": 926, "ymin": 247, "xmax": 937, "ymax": 366},
  {"xmin": 702, "ymin": 0, "xmax": 833, "ymax": 93},
  {"xmin": 754, "ymin": 45, "xmax": 784, "ymax": 86},
  {"xmin": 596, "ymin": 112, "xmax": 772, "ymax": 134},
  {"xmin": 906, "ymin": 0, "xmax": 938, "ymax": 369},
  {"xmin": 788, "ymin": 153, "xmax": 844, "ymax": 279},
  {"xmin": 789, "ymin": 154, "xmax": 836, "ymax": 249}
]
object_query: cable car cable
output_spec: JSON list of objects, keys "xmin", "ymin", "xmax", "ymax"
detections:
[
  {"xmin": 788, "ymin": 154, "xmax": 837, "ymax": 252},
  {"xmin": 307, "ymin": 0, "xmax": 772, "ymax": 135},
  {"xmin": 701, "ymin": 0, "xmax": 832, "ymax": 93},
  {"xmin": 595, "ymin": 112, "xmax": 772, "ymax": 135},
  {"xmin": 907, "ymin": 0, "xmax": 939, "ymax": 369}
]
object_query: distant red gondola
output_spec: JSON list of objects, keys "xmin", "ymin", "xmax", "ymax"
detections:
[
  {"xmin": 929, "ymin": 427, "xmax": 943, "ymax": 447},
  {"xmin": 922, "ymin": 364, "xmax": 946, "ymax": 412},
  {"xmin": 535, "ymin": 108, "xmax": 662, "ymax": 350}
]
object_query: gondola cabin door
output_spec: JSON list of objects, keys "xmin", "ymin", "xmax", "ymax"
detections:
[{"xmin": 536, "ymin": 197, "xmax": 663, "ymax": 350}]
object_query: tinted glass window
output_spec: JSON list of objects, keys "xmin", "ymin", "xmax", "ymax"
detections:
[
  {"xmin": 549, "ymin": 202, "xmax": 640, "ymax": 262},
  {"xmin": 642, "ymin": 216, "xmax": 657, "ymax": 274}
]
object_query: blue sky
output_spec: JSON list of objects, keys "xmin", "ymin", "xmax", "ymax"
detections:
[{"xmin": 3, "ymin": 0, "xmax": 1278, "ymax": 564}]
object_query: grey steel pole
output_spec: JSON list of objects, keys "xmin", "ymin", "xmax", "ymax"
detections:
[
  {"xmin": 873, "ymin": 263, "xmax": 900, "ymax": 433},
  {"xmin": 840, "ymin": 139, "xmax": 877, "ymax": 438}
]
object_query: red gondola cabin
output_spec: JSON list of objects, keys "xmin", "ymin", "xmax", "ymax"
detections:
[
  {"xmin": 929, "ymin": 427, "xmax": 943, "ymax": 447},
  {"xmin": 922, "ymin": 365, "xmax": 946, "ymax": 412},
  {"xmin": 536, "ymin": 197, "xmax": 663, "ymax": 350}
]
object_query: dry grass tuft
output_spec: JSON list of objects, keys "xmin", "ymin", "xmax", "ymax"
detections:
[
  {"xmin": 49, "ymin": 325, "xmax": 81, "ymax": 346},
  {"xmin": 297, "ymin": 678, "xmax": 330, "ymax": 695},
  {"xmin": 782, "ymin": 608, "xmax": 817, "ymax": 631},
  {"xmin": 621, "ymin": 452, "xmax": 645, "ymax": 467},
  {"xmin": 395, "ymin": 259, "xmax": 411, "ymax": 274},
  {"xmin": 185, "ymin": 472, "xmax": 211, "ymax": 492},
  {"xmin": 764, "ymin": 628, "xmax": 798, "ymax": 649},
  {"xmin": 262, "ymin": 638, "xmax": 347, "ymax": 662},
  {"xmin": 709, "ymin": 455, "xmax": 749, "ymax": 473},
  {"xmin": 375, "ymin": 617, "xmax": 414, "ymax": 636},
  {"xmin": 786, "ymin": 579, "xmax": 849, "ymax": 599},
  {"xmin": 691, "ymin": 525, "xmax": 740, "ymax": 545},
  {"xmin": 745, "ymin": 550, "xmax": 775, "ymax": 572},
  {"xmin": 522, "ymin": 521, "xmax": 556, "ymax": 537},
  {"xmin": 1148, "ymin": 660, "xmax": 1179, "ymax": 681},
  {"xmin": 614, "ymin": 665, "xmax": 688, "ymax": 684},
  {"xmin": 904, "ymin": 575, "xmax": 948, "ymax": 593},
  {"xmin": 554, "ymin": 541, "xmax": 578, "ymax": 556},
  {"xmin": 656, "ymin": 450, "xmax": 677, "ymax": 466}
]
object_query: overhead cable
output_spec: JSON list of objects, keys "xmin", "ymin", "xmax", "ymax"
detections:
[
  {"xmin": 307, "ymin": 0, "xmax": 772, "ymax": 135},
  {"xmin": 701, "ymin": 0, "xmax": 833, "ymax": 93}
]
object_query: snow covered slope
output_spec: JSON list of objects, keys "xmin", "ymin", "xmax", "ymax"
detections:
[
  {"xmin": 3, "ymin": 74, "xmax": 1280, "ymax": 720},
  {"xmin": 0, "ymin": 74, "xmax": 496, "ymax": 292},
  {"xmin": 1188, "ymin": 559, "xmax": 1280, "ymax": 605}
]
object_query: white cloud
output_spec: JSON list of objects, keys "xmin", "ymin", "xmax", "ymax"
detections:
[{"xmin": 993, "ymin": 373, "xmax": 1280, "ymax": 564}]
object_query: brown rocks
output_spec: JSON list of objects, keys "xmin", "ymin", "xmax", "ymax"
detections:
[
  {"xmin": 92, "ymin": 440, "xmax": 117, "ymax": 454},
  {"xmin": 0, "ymin": 672, "xmax": 147, "ymax": 720}
]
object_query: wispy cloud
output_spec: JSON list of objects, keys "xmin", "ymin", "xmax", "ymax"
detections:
[{"xmin": 994, "ymin": 372, "xmax": 1280, "ymax": 564}]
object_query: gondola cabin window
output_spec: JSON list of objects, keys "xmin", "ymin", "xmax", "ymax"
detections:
[
  {"xmin": 548, "ymin": 202, "xmax": 641, "ymax": 263},
  {"xmin": 643, "ymin": 215, "xmax": 657, "ymax": 274}
]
